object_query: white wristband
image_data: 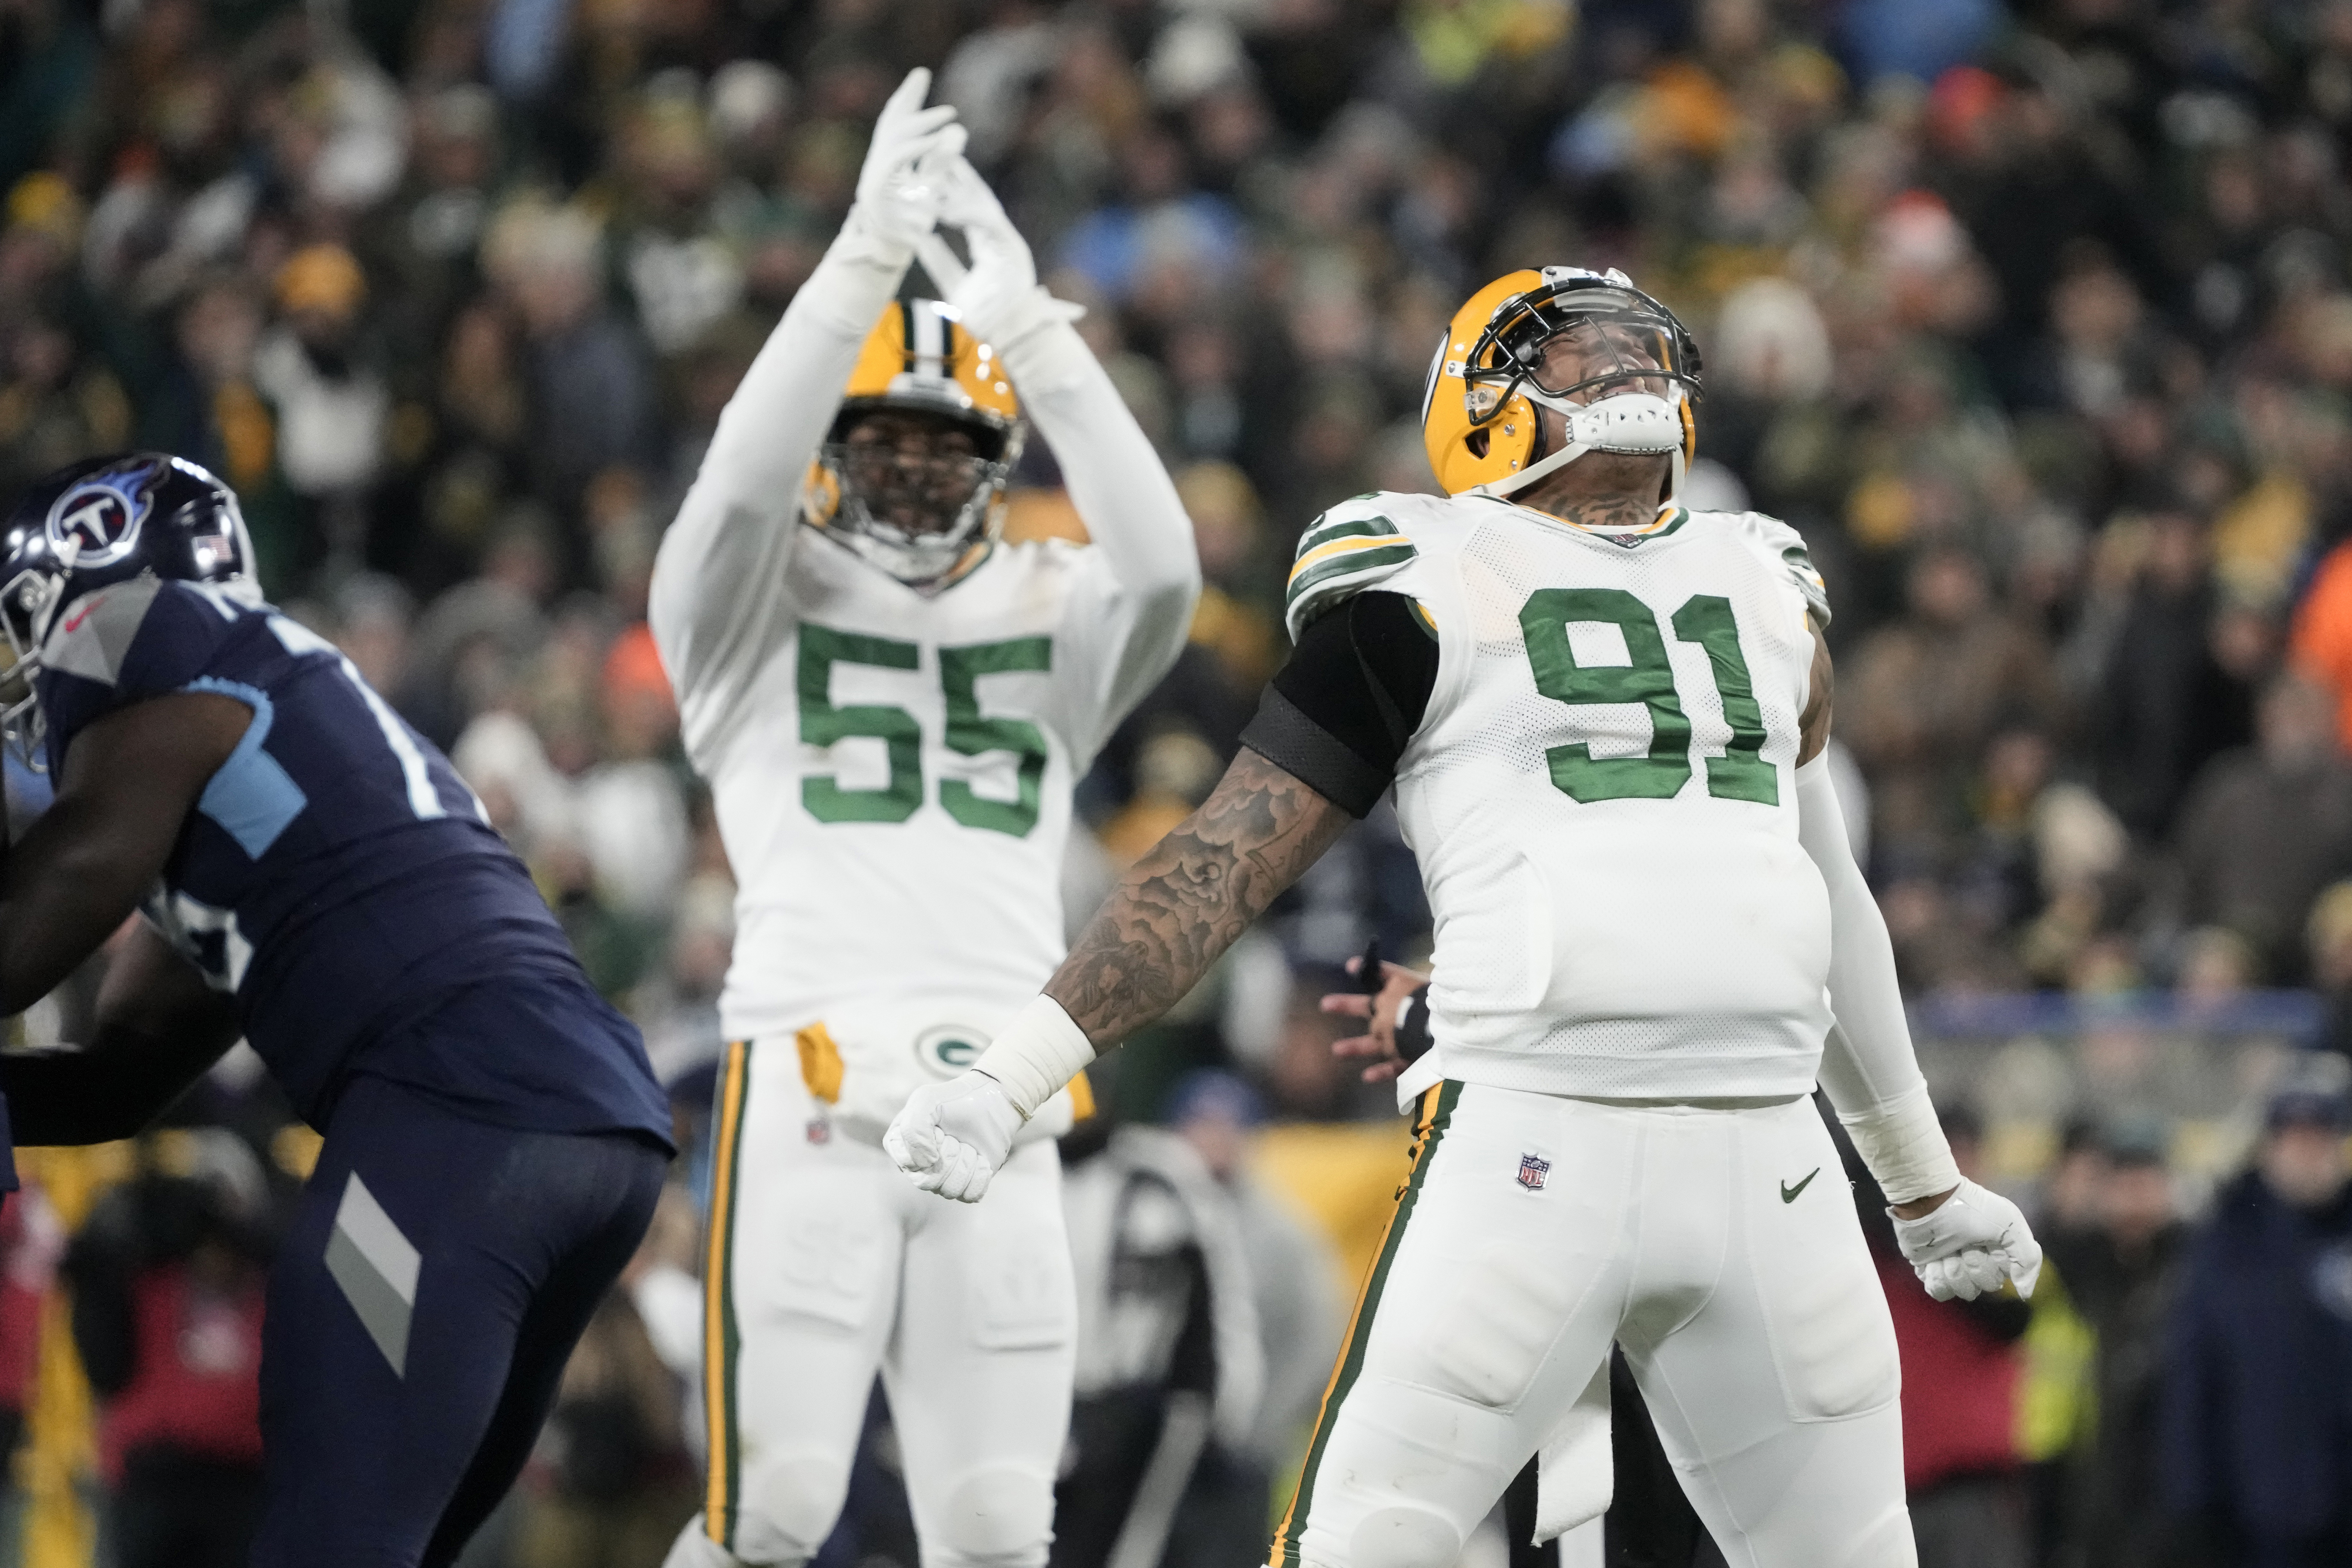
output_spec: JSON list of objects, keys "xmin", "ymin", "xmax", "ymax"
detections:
[
  {"xmin": 1838, "ymin": 1082, "xmax": 1962, "ymax": 1206},
  {"xmin": 974, "ymin": 995, "xmax": 1098, "ymax": 1119}
]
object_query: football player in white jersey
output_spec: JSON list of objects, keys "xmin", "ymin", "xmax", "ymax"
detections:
[
  {"xmin": 885, "ymin": 267, "xmax": 2044, "ymax": 1567},
  {"xmin": 648, "ymin": 70, "xmax": 1200, "ymax": 1568}
]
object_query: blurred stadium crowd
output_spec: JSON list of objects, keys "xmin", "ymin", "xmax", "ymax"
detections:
[{"xmin": 5, "ymin": 0, "xmax": 2352, "ymax": 1564}]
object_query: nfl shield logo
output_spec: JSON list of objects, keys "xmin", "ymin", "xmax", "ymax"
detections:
[{"xmin": 1516, "ymin": 1153, "xmax": 1551, "ymax": 1191}]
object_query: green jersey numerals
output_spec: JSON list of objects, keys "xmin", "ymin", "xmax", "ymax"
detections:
[
  {"xmin": 798, "ymin": 627, "xmax": 924, "ymax": 823},
  {"xmin": 797, "ymin": 625, "xmax": 1053, "ymax": 835},
  {"xmin": 1518, "ymin": 588, "xmax": 1779, "ymax": 806},
  {"xmin": 938, "ymin": 637, "xmax": 1053, "ymax": 834}
]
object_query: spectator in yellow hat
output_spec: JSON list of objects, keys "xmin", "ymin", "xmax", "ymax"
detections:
[{"xmin": 252, "ymin": 244, "xmax": 388, "ymax": 576}]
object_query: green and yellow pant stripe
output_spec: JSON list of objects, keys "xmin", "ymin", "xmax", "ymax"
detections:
[
  {"xmin": 1272, "ymin": 1080, "xmax": 1461, "ymax": 1568},
  {"xmin": 704, "ymin": 1040, "xmax": 753, "ymax": 1548}
]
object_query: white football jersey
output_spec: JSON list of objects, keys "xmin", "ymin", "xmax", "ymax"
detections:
[
  {"xmin": 1284, "ymin": 492, "xmax": 1836, "ymax": 1102},
  {"xmin": 649, "ymin": 240, "xmax": 1198, "ymax": 1135}
]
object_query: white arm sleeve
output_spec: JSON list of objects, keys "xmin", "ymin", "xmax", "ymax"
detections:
[
  {"xmin": 648, "ymin": 216, "xmax": 911, "ymax": 765},
  {"xmin": 1003, "ymin": 323, "xmax": 1202, "ymax": 762},
  {"xmin": 1796, "ymin": 753, "xmax": 1960, "ymax": 1203}
]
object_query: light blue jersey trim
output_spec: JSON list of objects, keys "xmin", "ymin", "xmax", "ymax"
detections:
[{"xmin": 185, "ymin": 676, "xmax": 307, "ymax": 859}]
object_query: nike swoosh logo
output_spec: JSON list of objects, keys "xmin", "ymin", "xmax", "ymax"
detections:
[
  {"xmin": 60, "ymin": 597, "xmax": 103, "ymax": 634},
  {"xmin": 1781, "ymin": 1168, "xmax": 1820, "ymax": 1203}
]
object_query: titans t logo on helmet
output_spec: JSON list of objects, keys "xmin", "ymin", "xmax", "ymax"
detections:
[
  {"xmin": 44, "ymin": 459, "xmax": 162, "ymax": 568},
  {"xmin": 2, "ymin": 452, "xmax": 257, "ymax": 769}
]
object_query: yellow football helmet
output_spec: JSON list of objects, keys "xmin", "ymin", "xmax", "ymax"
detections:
[
  {"xmin": 1421, "ymin": 266, "xmax": 1702, "ymax": 505},
  {"xmin": 805, "ymin": 299, "xmax": 1026, "ymax": 591}
]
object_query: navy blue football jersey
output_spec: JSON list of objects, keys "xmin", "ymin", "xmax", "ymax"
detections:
[{"xmin": 36, "ymin": 575, "xmax": 671, "ymax": 1143}]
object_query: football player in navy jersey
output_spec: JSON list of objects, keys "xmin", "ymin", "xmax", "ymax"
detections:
[{"xmin": 0, "ymin": 453, "xmax": 675, "ymax": 1567}]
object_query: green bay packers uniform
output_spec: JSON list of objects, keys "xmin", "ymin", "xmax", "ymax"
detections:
[
  {"xmin": 1236, "ymin": 269, "xmax": 1917, "ymax": 1568},
  {"xmin": 1288, "ymin": 492, "xmax": 1836, "ymax": 1102},
  {"xmin": 649, "ymin": 212, "xmax": 1198, "ymax": 1566},
  {"xmin": 1254, "ymin": 489, "xmax": 1909, "ymax": 1568},
  {"xmin": 887, "ymin": 265, "xmax": 2033, "ymax": 1568}
]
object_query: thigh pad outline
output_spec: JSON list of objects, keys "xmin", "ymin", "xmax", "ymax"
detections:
[
  {"xmin": 764, "ymin": 1204, "xmax": 893, "ymax": 1333},
  {"xmin": 735, "ymin": 1451, "xmax": 852, "ymax": 1566}
]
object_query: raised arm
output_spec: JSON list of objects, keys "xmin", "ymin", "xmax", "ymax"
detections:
[
  {"xmin": 648, "ymin": 70, "xmax": 965, "ymax": 756},
  {"xmin": 1006, "ymin": 324, "xmax": 1200, "ymax": 734},
  {"xmin": 932, "ymin": 158, "xmax": 1201, "ymax": 741}
]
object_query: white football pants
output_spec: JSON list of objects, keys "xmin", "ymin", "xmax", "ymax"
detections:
[
  {"xmin": 666, "ymin": 1040, "xmax": 1076, "ymax": 1568},
  {"xmin": 1273, "ymin": 1083, "xmax": 1914, "ymax": 1568}
]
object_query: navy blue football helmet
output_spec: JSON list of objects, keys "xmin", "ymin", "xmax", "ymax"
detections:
[{"xmin": 1, "ymin": 453, "xmax": 260, "ymax": 767}]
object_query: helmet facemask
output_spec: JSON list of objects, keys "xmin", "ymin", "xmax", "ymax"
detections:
[
  {"xmin": 0, "ymin": 557, "xmax": 66, "ymax": 771},
  {"xmin": 808, "ymin": 405, "xmax": 1026, "ymax": 593},
  {"xmin": 1456, "ymin": 270, "xmax": 1703, "ymax": 505}
]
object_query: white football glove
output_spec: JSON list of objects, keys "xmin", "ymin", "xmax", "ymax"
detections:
[
  {"xmin": 883, "ymin": 1069, "xmax": 1023, "ymax": 1203},
  {"xmin": 849, "ymin": 68, "xmax": 967, "ymax": 254},
  {"xmin": 916, "ymin": 156, "xmax": 1083, "ymax": 353},
  {"xmin": 1891, "ymin": 1177, "xmax": 2044, "ymax": 1302}
]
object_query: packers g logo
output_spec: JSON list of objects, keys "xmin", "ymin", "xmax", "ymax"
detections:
[
  {"xmin": 914, "ymin": 1024, "xmax": 987, "ymax": 1079},
  {"xmin": 46, "ymin": 462, "xmax": 160, "ymax": 568}
]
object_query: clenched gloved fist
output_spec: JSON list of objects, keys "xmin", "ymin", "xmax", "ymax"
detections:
[
  {"xmin": 848, "ymin": 68, "xmax": 967, "ymax": 255},
  {"xmin": 1891, "ymin": 1177, "xmax": 2044, "ymax": 1302},
  {"xmin": 884, "ymin": 1069, "xmax": 1022, "ymax": 1203}
]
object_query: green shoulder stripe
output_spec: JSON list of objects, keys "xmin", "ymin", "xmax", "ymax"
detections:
[
  {"xmin": 1289, "ymin": 540, "xmax": 1417, "ymax": 601},
  {"xmin": 1283, "ymin": 542, "xmax": 1419, "ymax": 638},
  {"xmin": 1295, "ymin": 511, "xmax": 1403, "ymax": 556},
  {"xmin": 1781, "ymin": 543, "xmax": 1831, "ymax": 627}
]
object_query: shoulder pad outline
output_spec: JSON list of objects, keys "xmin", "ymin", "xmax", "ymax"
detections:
[{"xmin": 1284, "ymin": 502, "xmax": 1419, "ymax": 641}]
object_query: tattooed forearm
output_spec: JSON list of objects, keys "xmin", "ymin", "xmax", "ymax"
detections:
[
  {"xmin": 1047, "ymin": 748, "xmax": 1353, "ymax": 1045},
  {"xmin": 1797, "ymin": 619, "xmax": 1834, "ymax": 765}
]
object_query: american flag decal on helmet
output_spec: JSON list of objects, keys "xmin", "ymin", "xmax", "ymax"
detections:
[{"xmin": 1516, "ymin": 1153, "xmax": 1551, "ymax": 1191}]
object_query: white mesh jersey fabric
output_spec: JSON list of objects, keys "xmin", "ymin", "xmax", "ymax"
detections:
[
  {"xmin": 1365, "ymin": 492, "xmax": 1836, "ymax": 1100},
  {"xmin": 701, "ymin": 533, "xmax": 1114, "ymax": 1117}
]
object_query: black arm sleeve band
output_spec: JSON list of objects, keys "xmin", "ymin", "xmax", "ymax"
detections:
[
  {"xmin": 1239, "ymin": 592, "xmax": 1438, "ymax": 818},
  {"xmin": 1395, "ymin": 984, "xmax": 1434, "ymax": 1064}
]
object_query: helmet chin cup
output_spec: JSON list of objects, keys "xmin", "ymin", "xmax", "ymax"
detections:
[
  {"xmin": 1545, "ymin": 391, "xmax": 1683, "ymax": 454},
  {"xmin": 1473, "ymin": 391, "xmax": 1687, "ymax": 502}
]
